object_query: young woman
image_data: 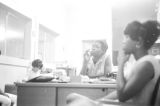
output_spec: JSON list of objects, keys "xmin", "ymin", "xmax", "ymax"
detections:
[
  {"xmin": 116, "ymin": 20, "xmax": 160, "ymax": 105},
  {"xmin": 67, "ymin": 20, "xmax": 160, "ymax": 106}
]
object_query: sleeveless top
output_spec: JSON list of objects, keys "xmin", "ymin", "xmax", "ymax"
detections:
[
  {"xmin": 126, "ymin": 55, "xmax": 160, "ymax": 105},
  {"xmin": 87, "ymin": 53, "xmax": 111, "ymax": 77}
]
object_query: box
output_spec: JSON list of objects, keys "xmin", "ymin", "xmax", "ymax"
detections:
[{"xmin": 70, "ymin": 76, "xmax": 82, "ymax": 83}]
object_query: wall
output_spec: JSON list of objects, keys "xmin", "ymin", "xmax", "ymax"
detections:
[
  {"xmin": 0, "ymin": 56, "xmax": 29, "ymax": 90},
  {"xmin": 112, "ymin": 0, "xmax": 158, "ymax": 51},
  {"xmin": 111, "ymin": 0, "xmax": 158, "ymax": 65},
  {"xmin": 0, "ymin": 1, "xmax": 36, "ymax": 91},
  {"xmin": 0, "ymin": 1, "xmax": 59, "ymax": 91},
  {"xmin": 57, "ymin": 0, "xmax": 112, "ymax": 72}
]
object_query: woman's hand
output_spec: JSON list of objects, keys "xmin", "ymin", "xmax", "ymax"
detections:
[
  {"xmin": 83, "ymin": 50, "xmax": 91, "ymax": 64},
  {"xmin": 118, "ymin": 50, "xmax": 130, "ymax": 66}
]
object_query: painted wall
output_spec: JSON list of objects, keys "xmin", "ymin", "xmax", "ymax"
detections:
[
  {"xmin": 112, "ymin": 0, "xmax": 158, "ymax": 51},
  {"xmin": 0, "ymin": 1, "xmax": 35, "ymax": 91},
  {"xmin": 0, "ymin": 56, "xmax": 29, "ymax": 91}
]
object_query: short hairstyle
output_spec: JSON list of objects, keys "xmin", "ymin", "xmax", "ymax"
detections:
[
  {"xmin": 124, "ymin": 20, "xmax": 160, "ymax": 50},
  {"xmin": 95, "ymin": 40, "xmax": 108, "ymax": 52},
  {"xmin": 32, "ymin": 59, "xmax": 43, "ymax": 69}
]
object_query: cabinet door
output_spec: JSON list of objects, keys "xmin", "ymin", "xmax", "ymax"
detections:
[
  {"xmin": 57, "ymin": 87, "xmax": 109, "ymax": 106},
  {"xmin": 17, "ymin": 86, "xmax": 56, "ymax": 106}
]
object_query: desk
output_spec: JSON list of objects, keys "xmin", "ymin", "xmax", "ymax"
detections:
[
  {"xmin": 99, "ymin": 100, "xmax": 149, "ymax": 106},
  {"xmin": 102, "ymin": 102, "xmax": 149, "ymax": 106},
  {"xmin": 102, "ymin": 104, "xmax": 145, "ymax": 106},
  {"xmin": 16, "ymin": 82, "xmax": 116, "ymax": 106}
]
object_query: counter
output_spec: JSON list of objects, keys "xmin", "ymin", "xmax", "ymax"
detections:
[{"xmin": 16, "ymin": 82, "xmax": 116, "ymax": 88}]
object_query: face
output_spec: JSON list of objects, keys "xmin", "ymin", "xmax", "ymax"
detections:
[
  {"xmin": 90, "ymin": 42, "xmax": 103, "ymax": 56},
  {"xmin": 122, "ymin": 35, "xmax": 137, "ymax": 54},
  {"xmin": 32, "ymin": 67, "xmax": 40, "ymax": 72}
]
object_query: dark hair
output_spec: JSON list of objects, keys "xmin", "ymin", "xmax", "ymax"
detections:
[
  {"xmin": 124, "ymin": 20, "xmax": 160, "ymax": 50},
  {"xmin": 32, "ymin": 59, "xmax": 43, "ymax": 69},
  {"xmin": 96, "ymin": 40, "xmax": 108, "ymax": 52}
]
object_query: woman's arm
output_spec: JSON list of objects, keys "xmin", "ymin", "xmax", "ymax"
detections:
[
  {"xmin": 116, "ymin": 51, "xmax": 130, "ymax": 93},
  {"xmin": 117, "ymin": 61, "xmax": 154, "ymax": 102},
  {"xmin": 80, "ymin": 50, "xmax": 91, "ymax": 75},
  {"xmin": 104, "ymin": 55, "xmax": 112, "ymax": 75},
  {"xmin": 80, "ymin": 62, "xmax": 88, "ymax": 75}
]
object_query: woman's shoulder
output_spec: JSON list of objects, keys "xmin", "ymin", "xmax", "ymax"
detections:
[
  {"xmin": 131, "ymin": 60, "xmax": 154, "ymax": 82},
  {"xmin": 137, "ymin": 55, "xmax": 158, "ymax": 64},
  {"xmin": 135, "ymin": 55, "xmax": 156, "ymax": 68},
  {"xmin": 134, "ymin": 55, "xmax": 159, "ymax": 76}
]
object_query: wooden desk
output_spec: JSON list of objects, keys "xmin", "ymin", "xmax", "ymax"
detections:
[
  {"xmin": 102, "ymin": 103, "xmax": 146, "ymax": 106},
  {"xmin": 16, "ymin": 82, "xmax": 116, "ymax": 106},
  {"xmin": 99, "ymin": 100, "xmax": 149, "ymax": 106}
]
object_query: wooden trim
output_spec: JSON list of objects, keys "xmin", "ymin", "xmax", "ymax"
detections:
[{"xmin": 0, "ymin": 56, "xmax": 29, "ymax": 67}]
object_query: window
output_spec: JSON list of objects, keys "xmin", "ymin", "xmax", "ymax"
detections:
[
  {"xmin": 0, "ymin": 4, "xmax": 31, "ymax": 59},
  {"xmin": 38, "ymin": 25, "xmax": 58, "ymax": 63},
  {"xmin": 5, "ymin": 13, "xmax": 25, "ymax": 58}
]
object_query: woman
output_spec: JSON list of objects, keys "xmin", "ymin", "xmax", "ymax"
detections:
[
  {"xmin": 116, "ymin": 20, "xmax": 160, "ymax": 105},
  {"xmin": 80, "ymin": 40, "xmax": 112, "ymax": 78},
  {"xmin": 67, "ymin": 20, "xmax": 160, "ymax": 106}
]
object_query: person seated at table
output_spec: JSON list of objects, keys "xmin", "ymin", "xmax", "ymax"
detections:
[
  {"xmin": 27, "ymin": 59, "xmax": 44, "ymax": 80},
  {"xmin": 80, "ymin": 40, "xmax": 112, "ymax": 78},
  {"xmin": 66, "ymin": 20, "xmax": 160, "ymax": 106},
  {"xmin": 22, "ymin": 59, "xmax": 54, "ymax": 82}
]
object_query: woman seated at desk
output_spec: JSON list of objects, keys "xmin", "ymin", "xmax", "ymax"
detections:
[
  {"xmin": 80, "ymin": 40, "xmax": 112, "ymax": 78},
  {"xmin": 67, "ymin": 20, "xmax": 160, "ymax": 106}
]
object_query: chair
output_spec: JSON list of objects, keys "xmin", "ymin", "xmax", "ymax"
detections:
[
  {"xmin": 5, "ymin": 84, "xmax": 17, "ymax": 95},
  {"xmin": 99, "ymin": 76, "xmax": 160, "ymax": 106},
  {"xmin": 0, "ymin": 102, "xmax": 14, "ymax": 106},
  {"xmin": 150, "ymin": 76, "xmax": 160, "ymax": 106}
]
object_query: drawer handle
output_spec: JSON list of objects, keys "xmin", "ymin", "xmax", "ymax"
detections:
[{"xmin": 102, "ymin": 88, "xmax": 107, "ymax": 92}]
